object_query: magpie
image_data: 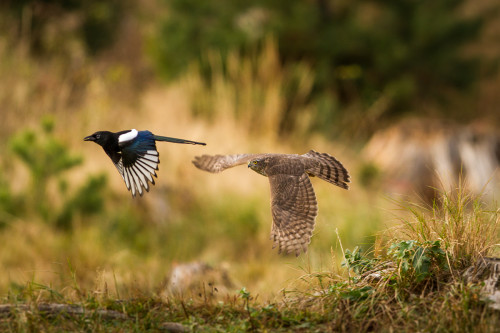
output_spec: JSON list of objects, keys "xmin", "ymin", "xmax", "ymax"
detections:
[{"xmin": 84, "ymin": 129, "xmax": 206, "ymax": 197}]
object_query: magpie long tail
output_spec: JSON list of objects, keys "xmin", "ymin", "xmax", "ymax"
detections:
[{"xmin": 153, "ymin": 135, "xmax": 206, "ymax": 146}]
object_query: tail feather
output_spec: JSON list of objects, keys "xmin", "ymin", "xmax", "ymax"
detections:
[
  {"xmin": 303, "ymin": 150, "xmax": 350, "ymax": 189},
  {"xmin": 153, "ymin": 135, "xmax": 206, "ymax": 146}
]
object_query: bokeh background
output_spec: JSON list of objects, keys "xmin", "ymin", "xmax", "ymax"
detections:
[{"xmin": 0, "ymin": 0, "xmax": 499, "ymax": 301}]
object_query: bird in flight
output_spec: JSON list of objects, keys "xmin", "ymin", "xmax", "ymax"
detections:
[
  {"xmin": 85, "ymin": 129, "xmax": 206, "ymax": 197},
  {"xmin": 192, "ymin": 150, "xmax": 350, "ymax": 256}
]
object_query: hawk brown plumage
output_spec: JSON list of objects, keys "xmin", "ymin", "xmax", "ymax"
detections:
[{"xmin": 192, "ymin": 150, "xmax": 350, "ymax": 256}]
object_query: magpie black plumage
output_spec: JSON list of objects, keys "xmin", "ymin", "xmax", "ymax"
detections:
[{"xmin": 84, "ymin": 129, "xmax": 206, "ymax": 197}]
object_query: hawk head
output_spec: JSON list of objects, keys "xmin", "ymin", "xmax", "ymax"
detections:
[{"xmin": 248, "ymin": 158, "xmax": 268, "ymax": 176}]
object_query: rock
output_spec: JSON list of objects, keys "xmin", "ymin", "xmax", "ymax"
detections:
[
  {"xmin": 161, "ymin": 261, "xmax": 235, "ymax": 300},
  {"xmin": 363, "ymin": 119, "xmax": 500, "ymax": 201},
  {"xmin": 159, "ymin": 322, "xmax": 187, "ymax": 332},
  {"xmin": 463, "ymin": 257, "xmax": 500, "ymax": 310}
]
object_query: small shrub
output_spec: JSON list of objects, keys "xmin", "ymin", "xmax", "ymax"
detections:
[
  {"xmin": 342, "ymin": 246, "xmax": 376, "ymax": 275},
  {"xmin": 7, "ymin": 117, "xmax": 108, "ymax": 229},
  {"xmin": 9, "ymin": 117, "xmax": 82, "ymax": 220},
  {"xmin": 387, "ymin": 239, "xmax": 447, "ymax": 283},
  {"xmin": 56, "ymin": 174, "xmax": 108, "ymax": 230}
]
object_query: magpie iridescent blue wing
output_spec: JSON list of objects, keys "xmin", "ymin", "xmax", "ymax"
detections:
[{"xmin": 116, "ymin": 130, "xmax": 160, "ymax": 197}]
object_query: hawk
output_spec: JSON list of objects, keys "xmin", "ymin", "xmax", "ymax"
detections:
[{"xmin": 192, "ymin": 150, "xmax": 350, "ymax": 256}]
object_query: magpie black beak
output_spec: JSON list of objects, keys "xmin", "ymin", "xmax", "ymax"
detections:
[{"xmin": 84, "ymin": 135, "xmax": 96, "ymax": 142}]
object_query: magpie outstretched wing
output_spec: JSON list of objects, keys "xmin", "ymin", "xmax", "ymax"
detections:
[
  {"xmin": 84, "ymin": 129, "xmax": 206, "ymax": 197},
  {"xmin": 117, "ymin": 130, "xmax": 160, "ymax": 197}
]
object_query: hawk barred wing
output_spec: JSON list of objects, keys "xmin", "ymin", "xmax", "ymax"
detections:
[
  {"xmin": 192, "ymin": 154, "xmax": 265, "ymax": 173},
  {"xmin": 269, "ymin": 173, "xmax": 318, "ymax": 256},
  {"xmin": 192, "ymin": 150, "xmax": 350, "ymax": 256},
  {"xmin": 302, "ymin": 150, "xmax": 350, "ymax": 189}
]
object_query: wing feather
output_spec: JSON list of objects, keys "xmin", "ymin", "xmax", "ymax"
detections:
[
  {"xmin": 115, "ymin": 131, "xmax": 161, "ymax": 197},
  {"xmin": 302, "ymin": 150, "xmax": 350, "ymax": 189},
  {"xmin": 192, "ymin": 154, "xmax": 266, "ymax": 173},
  {"xmin": 134, "ymin": 162, "xmax": 154, "ymax": 184},
  {"xmin": 136, "ymin": 159, "xmax": 157, "ymax": 176},
  {"xmin": 269, "ymin": 173, "xmax": 318, "ymax": 256},
  {"xmin": 193, "ymin": 150, "xmax": 349, "ymax": 255},
  {"xmin": 128, "ymin": 165, "xmax": 144, "ymax": 196}
]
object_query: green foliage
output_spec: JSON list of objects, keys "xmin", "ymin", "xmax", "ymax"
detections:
[
  {"xmin": 10, "ymin": 117, "xmax": 82, "ymax": 186},
  {"xmin": 0, "ymin": 172, "xmax": 23, "ymax": 228},
  {"xmin": 358, "ymin": 162, "xmax": 380, "ymax": 188},
  {"xmin": 1, "ymin": 281, "xmax": 497, "ymax": 332},
  {"xmin": 104, "ymin": 208, "xmax": 152, "ymax": 254},
  {"xmin": 342, "ymin": 246, "xmax": 375, "ymax": 275},
  {"xmin": 398, "ymin": 185, "xmax": 500, "ymax": 270},
  {"xmin": 150, "ymin": 0, "xmax": 492, "ymax": 138},
  {"xmin": 150, "ymin": 0, "xmax": 250, "ymax": 79},
  {"xmin": 7, "ymin": 117, "xmax": 107, "ymax": 229},
  {"xmin": 340, "ymin": 285, "xmax": 374, "ymax": 301},
  {"xmin": 342, "ymin": 240, "xmax": 448, "ymax": 288},
  {"xmin": 0, "ymin": 184, "xmax": 497, "ymax": 331},
  {"xmin": 2, "ymin": 0, "xmax": 125, "ymax": 55},
  {"xmin": 9, "ymin": 117, "xmax": 82, "ymax": 220},
  {"xmin": 387, "ymin": 240, "xmax": 447, "ymax": 283},
  {"xmin": 56, "ymin": 174, "xmax": 107, "ymax": 230}
]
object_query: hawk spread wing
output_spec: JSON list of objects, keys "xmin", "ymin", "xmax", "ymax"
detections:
[
  {"xmin": 192, "ymin": 154, "xmax": 265, "ymax": 173},
  {"xmin": 192, "ymin": 150, "xmax": 350, "ymax": 256},
  {"xmin": 269, "ymin": 173, "xmax": 318, "ymax": 256}
]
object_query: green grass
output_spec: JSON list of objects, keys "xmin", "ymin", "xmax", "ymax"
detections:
[{"xmin": 0, "ymin": 185, "xmax": 498, "ymax": 332}]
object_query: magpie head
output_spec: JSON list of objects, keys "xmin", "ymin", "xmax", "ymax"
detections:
[{"xmin": 84, "ymin": 131, "xmax": 112, "ymax": 147}]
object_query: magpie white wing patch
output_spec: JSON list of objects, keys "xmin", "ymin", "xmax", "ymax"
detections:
[
  {"xmin": 118, "ymin": 129, "xmax": 138, "ymax": 143},
  {"xmin": 114, "ymin": 150, "xmax": 160, "ymax": 197}
]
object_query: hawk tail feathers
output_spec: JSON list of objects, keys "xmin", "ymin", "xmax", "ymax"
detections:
[{"xmin": 304, "ymin": 150, "xmax": 350, "ymax": 189}]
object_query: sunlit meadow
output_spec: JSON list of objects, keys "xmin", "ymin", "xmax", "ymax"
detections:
[
  {"xmin": 1, "ymin": 4, "xmax": 500, "ymax": 329},
  {"xmin": 0, "ymin": 40, "xmax": 389, "ymax": 304}
]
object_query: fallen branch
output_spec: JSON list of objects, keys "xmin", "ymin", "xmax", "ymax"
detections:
[{"xmin": 0, "ymin": 303, "xmax": 127, "ymax": 320}]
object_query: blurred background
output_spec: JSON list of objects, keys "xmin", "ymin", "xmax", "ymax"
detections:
[{"xmin": 0, "ymin": 0, "xmax": 499, "ymax": 301}]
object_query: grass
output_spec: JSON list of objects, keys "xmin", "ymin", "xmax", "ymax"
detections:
[
  {"xmin": 394, "ymin": 185, "xmax": 500, "ymax": 268},
  {"xmin": 0, "ymin": 186, "xmax": 497, "ymax": 331},
  {"xmin": 281, "ymin": 186, "xmax": 500, "ymax": 332},
  {"xmin": 0, "ymin": 37, "xmax": 380, "ymax": 301},
  {"xmin": 1, "ymin": 36, "xmax": 499, "ymax": 331}
]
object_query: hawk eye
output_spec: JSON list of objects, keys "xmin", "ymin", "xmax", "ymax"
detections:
[{"xmin": 253, "ymin": 161, "xmax": 258, "ymax": 165}]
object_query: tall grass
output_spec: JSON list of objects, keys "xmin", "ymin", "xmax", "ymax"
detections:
[
  {"xmin": 284, "ymin": 185, "xmax": 500, "ymax": 331},
  {"xmin": 183, "ymin": 38, "xmax": 316, "ymax": 144},
  {"xmin": 394, "ymin": 183, "xmax": 500, "ymax": 269}
]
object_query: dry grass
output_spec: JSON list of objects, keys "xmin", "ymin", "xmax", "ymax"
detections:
[
  {"xmin": 282, "ymin": 185, "xmax": 500, "ymax": 332},
  {"xmin": 0, "ymin": 38, "xmax": 388, "ymax": 305},
  {"xmin": 1, "ymin": 34, "xmax": 500, "ymax": 333},
  {"xmin": 391, "ymin": 183, "xmax": 500, "ymax": 269}
]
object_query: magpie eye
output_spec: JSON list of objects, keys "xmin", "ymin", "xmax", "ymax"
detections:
[{"xmin": 96, "ymin": 134, "xmax": 101, "ymax": 139}]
